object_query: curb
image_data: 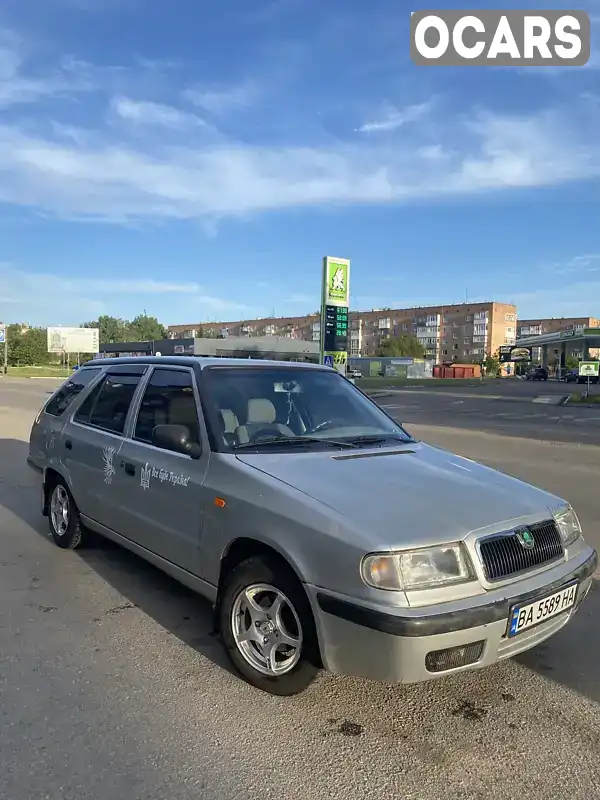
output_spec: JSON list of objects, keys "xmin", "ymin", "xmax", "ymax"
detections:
[
  {"xmin": 563, "ymin": 393, "xmax": 600, "ymax": 410},
  {"xmin": 530, "ymin": 395, "xmax": 571, "ymax": 406}
]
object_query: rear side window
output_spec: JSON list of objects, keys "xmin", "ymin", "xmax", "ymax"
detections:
[
  {"xmin": 134, "ymin": 368, "xmax": 200, "ymax": 445},
  {"xmin": 45, "ymin": 368, "xmax": 102, "ymax": 417},
  {"xmin": 73, "ymin": 376, "xmax": 107, "ymax": 424},
  {"xmin": 75, "ymin": 372, "xmax": 143, "ymax": 435}
]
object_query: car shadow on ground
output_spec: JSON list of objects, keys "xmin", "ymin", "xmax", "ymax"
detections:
[
  {"xmin": 1, "ymin": 436, "xmax": 599, "ymax": 703},
  {"xmin": 0, "ymin": 438, "xmax": 235, "ymax": 678},
  {"xmin": 515, "ymin": 577, "xmax": 600, "ymax": 704}
]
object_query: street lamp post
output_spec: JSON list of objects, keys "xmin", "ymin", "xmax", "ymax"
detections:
[{"xmin": 0, "ymin": 324, "xmax": 7, "ymax": 375}]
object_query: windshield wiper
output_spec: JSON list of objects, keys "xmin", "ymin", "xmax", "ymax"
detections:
[
  {"xmin": 345, "ymin": 434, "xmax": 416, "ymax": 446},
  {"xmin": 234, "ymin": 436, "xmax": 357, "ymax": 450}
]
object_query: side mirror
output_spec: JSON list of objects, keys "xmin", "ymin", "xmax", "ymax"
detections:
[{"xmin": 152, "ymin": 424, "xmax": 202, "ymax": 459}]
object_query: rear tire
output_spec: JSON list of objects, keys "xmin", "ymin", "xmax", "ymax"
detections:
[
  {"xmin": 219, "ymin": 556, "xmax": 320, "ymax": 696},
  {"xmin": 47, "ymin": 478, "xmax": 88, "ymax": 549}
]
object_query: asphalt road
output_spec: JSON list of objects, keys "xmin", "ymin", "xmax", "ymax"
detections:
[
  {"xmin": 1, "ymin": 379, "xmax": 599, "ymax": 800},
  {"xmin": 379, "ymin": 392, "xmax": 600, "ymax": 446}
]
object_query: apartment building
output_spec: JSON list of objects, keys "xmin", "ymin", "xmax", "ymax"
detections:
[
  {"xmin": 168, "ymin": 301, "xmax": 517, "ymax": 362},
  {"xmin": 517, "ymin": 316, "xmax": 600, "ymax": 338}
]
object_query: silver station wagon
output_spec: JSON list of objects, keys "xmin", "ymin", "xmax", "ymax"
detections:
[{"xmin": 27, "ymin": 357, "xmax": 597, "ymax": 695}]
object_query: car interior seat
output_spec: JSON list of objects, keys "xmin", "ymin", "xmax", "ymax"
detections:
[
  {"xmin": 233, "ymin": 398, "xmax": 295, "ymax": 444},
  {"xmin": 167, "ymin": 391, "xmax": 199, "ymax": 442}
]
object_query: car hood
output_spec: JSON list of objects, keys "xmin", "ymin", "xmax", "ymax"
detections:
[{"xmin": 235, "ymin": 441, "xmax": 562, "ymax": 549}]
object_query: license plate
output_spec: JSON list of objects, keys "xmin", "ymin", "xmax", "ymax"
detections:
[{"xmin": 508, "ymin": 582, "xmax": 578, "ymax": 637}]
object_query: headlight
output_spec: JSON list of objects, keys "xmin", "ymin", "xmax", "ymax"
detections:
[
  {"xmin": 553, "ymin": 505, "xmax": 582, "ymax": 547},
  {"xmin": 361, "ymin": 544, "xmax": 475, "ymax": 591}
]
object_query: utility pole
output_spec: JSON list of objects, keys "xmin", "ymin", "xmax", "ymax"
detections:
[{"xmin": 0, "ymin": 323, "xmax": 7, "ymax": 374}]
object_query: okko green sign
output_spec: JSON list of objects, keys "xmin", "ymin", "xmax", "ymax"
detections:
[{"xmin": 321, "ymin": 256, "xmax": 351, "ymax": 375}]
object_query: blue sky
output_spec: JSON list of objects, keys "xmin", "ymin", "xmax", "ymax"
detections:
[{"xmin": 1, "ymin": 0, "xmax": 600, "ymax": 328}]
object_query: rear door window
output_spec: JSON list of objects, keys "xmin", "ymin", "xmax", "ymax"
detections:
[
  {"xmin": 44, "ymin": 368, "xmax": 102, "ymax": 417},
  {"xmin": 76, "ymin": 372, "xmax": 144, "ymax": 435}
]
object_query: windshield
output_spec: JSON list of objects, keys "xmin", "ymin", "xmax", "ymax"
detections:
[{"xmin": 201, "ymin": 365, "xmax": 414, "ymax": 452}]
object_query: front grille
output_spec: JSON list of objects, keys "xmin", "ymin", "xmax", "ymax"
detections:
[{"xmin": 478, "ymin": 520, "xmax": 564, "ymax": 582}]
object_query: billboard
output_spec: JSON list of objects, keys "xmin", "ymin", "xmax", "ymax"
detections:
[
  {"xmin": 320, "ymin": 256, "xmax": 350, "ymax": 375},
  {"xmin": 498, "ymin": 345, "xmax": 532, "ymax": 363},
  {"xmin": 47, "ymin": 326, "xmax": 100, "ymax": 354}
]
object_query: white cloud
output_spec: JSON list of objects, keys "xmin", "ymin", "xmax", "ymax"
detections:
[
  {"xmin": 182, "ymin": 82, "xmax": 258, "ymax": 115},
  {"xmin": 356, "ymin": 101, "xmax": 433, "ymax": 133},
  {"xmin": 1, "ymin": 27, "xmax": 600, "ymax": 224},
  {"xmin": 111, "ymin": 96, "xmax": 206, "ymax": 130},
  {"xmin": 0, "ymin": 31, "xmax": 92, "ymax": 108},
  {"xmin": 416, "ymin": 144, "xmax": 452, "ymax": 161},
  {"xmin": 1, "ymin": 96, "xmax": 600, "ymax": 223},
  {"xmin": 0, "ymin": 263, "xmax": 250, "ymax": 326},
  {"xmin": 548, "ymin": 254, "xmax": 600, "ymax": 275}
]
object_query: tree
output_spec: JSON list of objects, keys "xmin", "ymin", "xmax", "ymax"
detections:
[
  {"xmin": 127, "ymin": 313, "xmax": 167, "ymax": 342},
  {"xmin": 197, "ymin": 326, "xmax": 218, "ymax": 338},
  {"xmin": 376, "ymin": 334, "xmax": 425, "ymax": 359},
  {"xmin": 6, "ymin": 323, "xmax": 23, "ymax": 366},
  {"xmin": 83, "ymin": 315, "xmax": 128, "ymax": 344},
  {"xmin": 7, "ymin": 326, "xmax": 51, "ymax": 366},
  {"xmin": 565, "ymin": 355, "xmax": 579, "ymax": 371},
  {"xmin": 82, "ymin": 313, "xmax": 167, "ymax": 343},
  {"xmin": 484, "ymin": 353, "xmax": 501, "ymax": 377}
]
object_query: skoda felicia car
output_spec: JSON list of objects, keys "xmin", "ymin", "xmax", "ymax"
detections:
[{"xmin": 27, "ymin": 357, "xmax": 597, "ymax": 695}]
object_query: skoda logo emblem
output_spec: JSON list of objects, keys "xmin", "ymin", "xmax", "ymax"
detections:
[{"xmin": 516, "ymin": 528, "xmax": 535, "ymax": 550}]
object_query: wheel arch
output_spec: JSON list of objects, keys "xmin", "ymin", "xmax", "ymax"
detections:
[
  {"xmin": 215, "ymin": 535, "xmax": 324, "ymax": 670},
  {"xmin": 217, "ymin": 536, "xmax": 306, "ymax": 595},
  {"xmin": 42, "ymin": 467, "xmax": 66, "ymax": 516}
]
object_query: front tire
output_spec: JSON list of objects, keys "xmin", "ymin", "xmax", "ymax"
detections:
[
  {"xmin": 219, "ymin": 556, "xmax": 320, "ymax": 695},
  {"xmin": 48, "ymin": 478, "xmax": 88, "ymax": 549}
]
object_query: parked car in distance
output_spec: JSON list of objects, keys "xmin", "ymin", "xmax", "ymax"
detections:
[
  {"xmin": 347, "ymin": 368, "xmax": 362, "ymax": 379},
  {"xmin": 563, "ymin": 369, "xmax": 578, "ymax": 383},
  {"xmin": 27, "ymin": 357, "xmax": 597, "ymax": 695},
  {"xmin": 526, "ymin": 366, "xmax": 548, "ymax": 381}
]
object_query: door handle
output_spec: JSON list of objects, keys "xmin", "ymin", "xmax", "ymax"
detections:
[
  {"xmin": 121, "ymin": 461, "xmax": 135, "ymax": 476},
  {"xmin": 65, "ymin": 440, "xmax": 72, "ymax": 450}
]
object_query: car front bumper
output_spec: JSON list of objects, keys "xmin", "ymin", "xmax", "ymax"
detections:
[{"xmin": 306, "ymin": 546, "xmax": 597, "ymax": 684}]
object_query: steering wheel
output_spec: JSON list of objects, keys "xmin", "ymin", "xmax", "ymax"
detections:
[{"xmin": 250, "ymin": 426, "xmax": 289, "ymax": 443}]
